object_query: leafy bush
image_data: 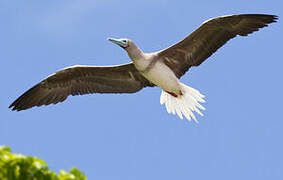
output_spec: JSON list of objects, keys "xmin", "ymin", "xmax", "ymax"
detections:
[{"xmin": 0, "ymin": 146, "xmax": 86, "ymax": 180}]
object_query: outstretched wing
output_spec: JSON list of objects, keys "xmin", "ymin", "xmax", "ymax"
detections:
[
  {"xmin": 9, "ymin": 63, "xmax": 154, "ymax": 111},
  {"xmin": 158, "ymin": 14, "xmax": 278, "ymax": 78}
]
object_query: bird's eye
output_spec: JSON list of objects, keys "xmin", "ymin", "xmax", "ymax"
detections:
[{"xmin": 122, "ymin": 40, "xmax": 127, "ymax": 43}]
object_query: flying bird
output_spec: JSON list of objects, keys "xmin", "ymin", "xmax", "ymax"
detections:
[{"xmin": 9, "ymin": 14, "xmax": 277, "ymax": 122}]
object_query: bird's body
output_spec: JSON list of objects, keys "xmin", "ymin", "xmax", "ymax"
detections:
[
  {"xmin": 9, "ymin": 14, "xmax": 278, "ymax": 122},
  {"xmin": 140, "ymin": 60, "xmax": 181, "ymax": 95},
  {"xmin": 131, "ymin": 51, "xmax": 181, "ymax": 95},
  {"xmin": 125, "ymin": 43, "xmax": 205, "ymax": 121}
]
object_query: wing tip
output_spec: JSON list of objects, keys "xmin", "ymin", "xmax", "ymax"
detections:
[
  {"xmin": 9, "ymin": 100, "xmax": 22, "ymax": 111},
  {"xmin": 9, "ymin": 85, "xmax": 70, "ymax": 112},
  {"xmin": 271, "ymin": 14, "xmax": 279, "ymax": 22},
  {"xmin": 9, "ymin": 107, "xmax": 21, "ymax": 112},
  {"xmin": 244, "ymin": 14, "xmax": 278, "ymax": 23},
  {"xmin": 9, "ymin": 101, "xmax": 31, "ymax": 111}
]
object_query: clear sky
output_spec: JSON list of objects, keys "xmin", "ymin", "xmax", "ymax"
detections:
[{"xmin": 1, "ymin": 0, "xmax": 282, "ymax": 179}]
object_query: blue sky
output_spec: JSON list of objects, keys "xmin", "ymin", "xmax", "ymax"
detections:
[{"xmin": 1, "ymin": 0, "xmax": 282, "ymax": 179}]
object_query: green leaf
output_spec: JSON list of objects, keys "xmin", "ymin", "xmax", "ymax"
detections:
[{"xmin": 0, "ymin": 146, "xmax": 87, "ymax": 180}]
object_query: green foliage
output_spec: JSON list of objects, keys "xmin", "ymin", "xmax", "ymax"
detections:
[{"xmin": 0, "ymin": 146, "xmax": 87, "ymax": 180}]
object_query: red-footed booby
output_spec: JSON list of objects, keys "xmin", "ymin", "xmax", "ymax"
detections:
[{"xmin": 9, "ymin": 14, "xmax": 277, "ymax": 123}]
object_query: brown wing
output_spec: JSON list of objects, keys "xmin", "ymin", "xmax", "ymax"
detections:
[
  {"xmin": 9, "ymin": 63, "xmax": 154, "ymax": 111},
  {"xmin": 158, "ymin": 14, "xmax": 278, "ymax": 78}
]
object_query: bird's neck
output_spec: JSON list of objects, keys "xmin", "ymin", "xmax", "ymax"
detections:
[{"xmin": 126, "ymin": 43, "xmax": 144, "ymax": 62}]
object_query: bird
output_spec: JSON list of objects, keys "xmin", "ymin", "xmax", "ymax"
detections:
[{"xmin": 9, "ymin": 14, "xmax": 277, "ymax": 123}]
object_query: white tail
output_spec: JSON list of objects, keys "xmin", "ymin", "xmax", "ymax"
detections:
[{"xmin": 160, "ymin": 83, "xmax": 206, "ymax": 123}]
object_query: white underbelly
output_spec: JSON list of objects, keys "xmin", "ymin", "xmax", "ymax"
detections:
[{"xmin": 141, "ymin": 61, "xmax": 181, "ymax": 93}]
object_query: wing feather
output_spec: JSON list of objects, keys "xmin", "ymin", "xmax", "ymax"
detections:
[
  {"xmin": 9, "ymin": 63, "xmax": 154, "ymax": 111},
  {"xmin": 158, "ymin": 14, "xmax": 278, "ymax": 78}
]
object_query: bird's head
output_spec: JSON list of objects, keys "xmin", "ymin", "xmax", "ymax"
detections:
[
  {"xmin": 108, "ymin": 38, "xmax": 130, "ymax": 49},
  {"xmin": 108, "ymin": 37, "xmax": 143, "ymax": 61}
]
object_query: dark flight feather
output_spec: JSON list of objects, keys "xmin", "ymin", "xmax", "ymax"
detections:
[
  {"xmin": 158, "ymin": 14, "xmax": 278, "ymax": 78},
  {"xmin": 9, "ymin": 63, "xmax": 154, "ymax": 111}
]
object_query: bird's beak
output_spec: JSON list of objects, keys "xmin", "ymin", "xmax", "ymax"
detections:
[{"xmin": 107, "ymin": 38, "xmax": 126, "ymax": 48}]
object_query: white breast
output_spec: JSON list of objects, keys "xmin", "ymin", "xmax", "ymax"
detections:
[{"xmin": 141, "ymin": 61, "xmax": 181, "ymax": 93}]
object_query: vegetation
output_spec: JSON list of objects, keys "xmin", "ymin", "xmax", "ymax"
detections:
[{"xmin": 0, "ymin": 146, "xmax": 86, "ymax": 180}]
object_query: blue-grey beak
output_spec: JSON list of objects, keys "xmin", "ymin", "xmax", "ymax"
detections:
[{"xmin": 108, "ymin": 38, "xmax": 126, "ymax": 48}]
